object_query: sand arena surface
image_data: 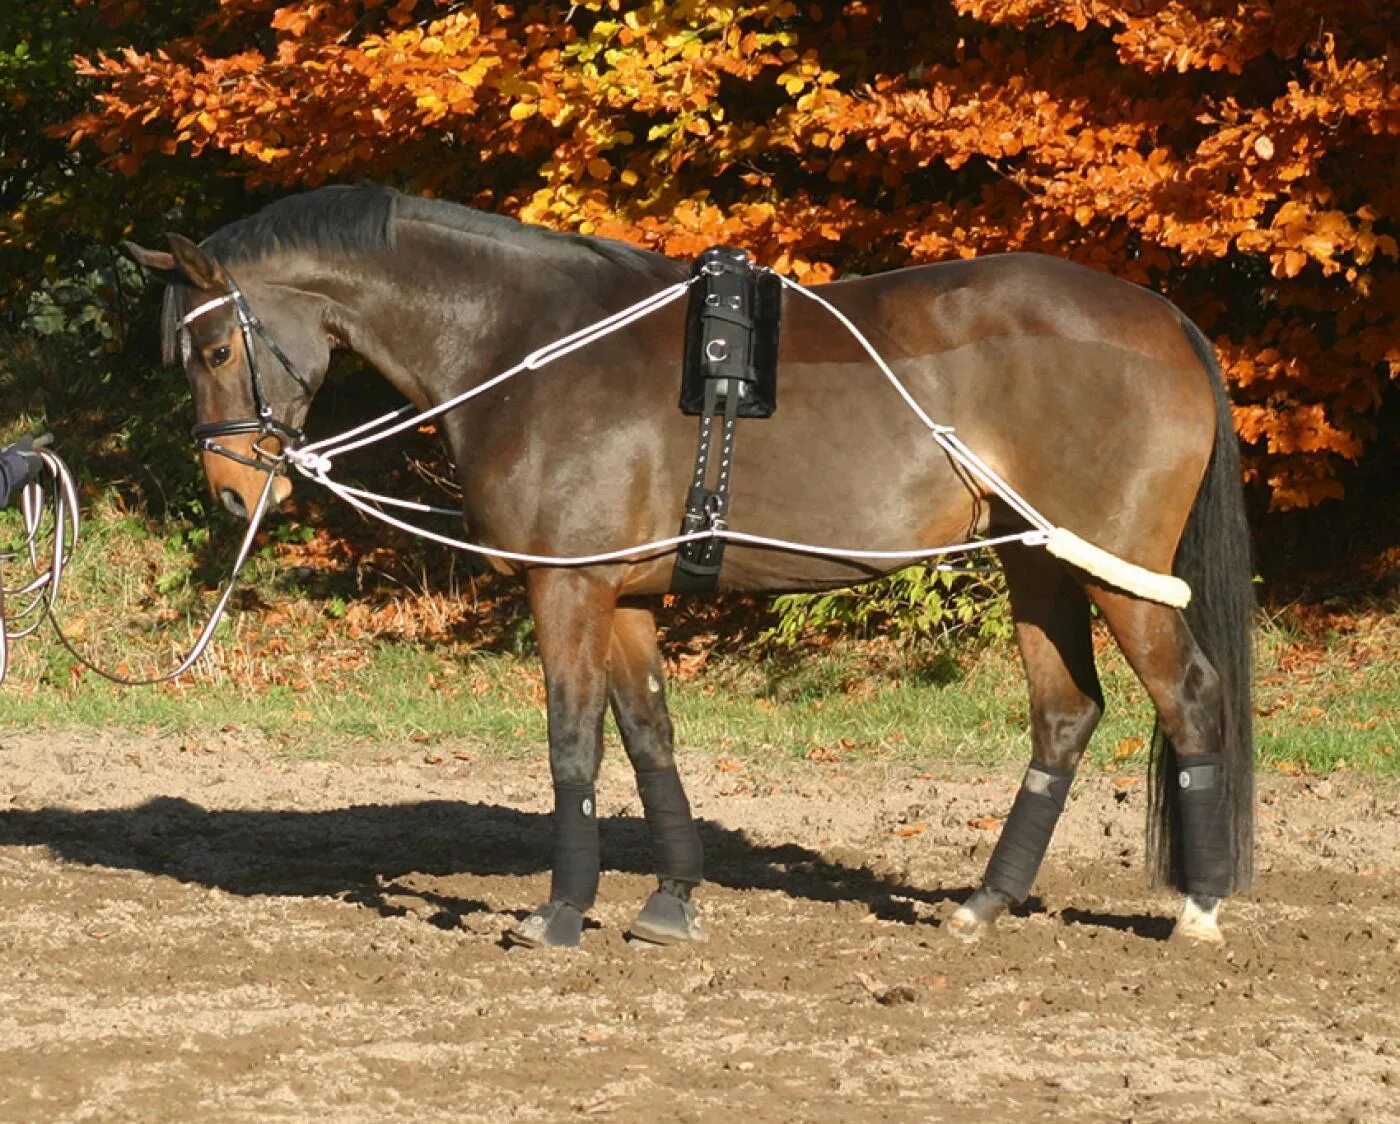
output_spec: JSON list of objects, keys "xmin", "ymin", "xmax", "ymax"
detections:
[{"xmin": 1, "ymin": 731, "xmax": 1396, "ymax": 1122}]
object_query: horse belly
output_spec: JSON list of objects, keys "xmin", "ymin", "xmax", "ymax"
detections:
[{"xmin": 710, "ymin": 365, "xmax": 983, "ymax": 592}]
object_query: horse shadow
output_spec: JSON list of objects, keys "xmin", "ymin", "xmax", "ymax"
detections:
[{"xmin": 0, "ymin": 796, "xmax": 975, "ymax": 931}]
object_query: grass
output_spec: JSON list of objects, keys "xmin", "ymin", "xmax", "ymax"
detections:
[{"xmin": 1, "ymin": 489, "xmax": 1396, "ymax": 779}]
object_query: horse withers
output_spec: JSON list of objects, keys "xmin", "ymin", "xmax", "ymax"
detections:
[{"xmin": 126, "ymin": 183, "xmax": 1254, "ymax": 949}]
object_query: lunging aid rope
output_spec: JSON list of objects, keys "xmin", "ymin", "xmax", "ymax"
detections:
[
  {"xmin": 0, "ymin": 444, "xmax": 281, "ymax": 686},
  {"xmin": 278, "ymin": 266, "xmax": 1190, "ymax": 608},
  {"xmin": 7, "ymin": 257, "xmax": 1190, "ymax": 688}
]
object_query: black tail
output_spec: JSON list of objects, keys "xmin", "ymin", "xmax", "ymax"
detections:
[{"xmin": 1147, "ymin": 318, "xmax": 1255, "ymax": 893}]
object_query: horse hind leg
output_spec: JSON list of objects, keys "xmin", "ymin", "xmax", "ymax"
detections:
[
  {"xmin": 606, "ymin": 604, "xmax": 706, "ymax": 946},
  {"xmin": 1088, "ymin": 586, "xmax": 1247, "ymax": 945},
  {"xmin": 948, "ymin": 545, "xmax": 1103, "ymax": 941}
]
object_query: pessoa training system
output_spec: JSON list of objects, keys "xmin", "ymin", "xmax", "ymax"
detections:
[{"xmin": 271, "ymin": 258, "xmax": 1191, "ymax": 605}]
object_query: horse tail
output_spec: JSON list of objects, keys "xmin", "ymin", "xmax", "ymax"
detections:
[{"xmin": 1146, "ymin": 317, "xmax": 1255, "ymax": 893}]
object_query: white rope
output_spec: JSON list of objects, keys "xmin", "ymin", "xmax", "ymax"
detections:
[
  {"xmin": 0, "ymin": 451, "xmax": 81, "ymax": 680},
  {"xmin": 297, "ymin": 459, "xmax": 1046, "ymax": 566},
  {"xmin": 0, "ymin": 447, "xmax": 280, "ymax": 685},
  {"xmin": 283, "ymin": 266, "xmax": 1058, "ymax": 571},
  {"xmin": 302, "ymin": 280, "xmax": 694, "ymax": 461},
  {"xmin": 770, "ymin": 274, "xmax": 1055, "ymax": 533},
  {"xmin": 0, "ymin": 265, "xmax": 1060, "ymax": 685}
]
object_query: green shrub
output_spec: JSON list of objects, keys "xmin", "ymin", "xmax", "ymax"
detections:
[{"xmin": 764, "ymin": 557, "xmax": 1012, "ymax": 651}]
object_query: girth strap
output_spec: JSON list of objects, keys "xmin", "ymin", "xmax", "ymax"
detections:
[
  {"xmin": 670, "ymin": 247, "xmax": 780, "ymax": 594},
  {"xmin": 672, "ymin": 378, "xmax": 740, "ymax": 591}
]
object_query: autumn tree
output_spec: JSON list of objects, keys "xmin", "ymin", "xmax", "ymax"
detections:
[
  {"xmin": 1, "ymin": 0, "xmax": 250, "ymax": 342},
  {"xmin": 64, "ymin": 0, "xmax": 1399, "ymax": 509}
]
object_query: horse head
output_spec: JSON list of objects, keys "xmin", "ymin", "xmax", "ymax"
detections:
[{"xmin": 124, "ymin": 234, "xmax": 336, "ymax": 519}]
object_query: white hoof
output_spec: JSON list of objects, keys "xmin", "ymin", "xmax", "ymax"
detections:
[
  {"xmin": 1172, "ymin": 897, "xmax": 1224, "ymax": 945},
  {"xmin": 946, "ymin": 905, "xmax": 990, "ymax": 943}
]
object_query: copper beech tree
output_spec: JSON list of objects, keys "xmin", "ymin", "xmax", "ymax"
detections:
[{"xmin": 66, "ymin": 0, "xmax": 1398, "ymax": 509}]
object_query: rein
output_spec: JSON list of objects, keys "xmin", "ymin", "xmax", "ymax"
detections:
[
  {"xmin": 0, "ymin": 257, "xmax": 1162, "ymax": 689},
  {"xmin": 0, "ymin": 443, "xmax": 281, "ymax": 686}
]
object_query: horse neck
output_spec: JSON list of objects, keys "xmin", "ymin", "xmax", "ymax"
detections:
[{"xmin": 334, "ymin": 221, "xmax": 683, "ymax": 411}]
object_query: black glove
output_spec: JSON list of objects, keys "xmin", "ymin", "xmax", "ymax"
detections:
[{"xmin": 10, "ymin": 433, "xmax": 52, "ymax": 485}]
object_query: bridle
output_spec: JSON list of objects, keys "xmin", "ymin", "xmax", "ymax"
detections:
[{"xmin": 177, "ymin": 273, "xmax": 310, "ymax": 472}]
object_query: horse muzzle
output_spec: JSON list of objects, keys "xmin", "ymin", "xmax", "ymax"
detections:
[{"xmin": 199, "ymin": 431, "xmax": 294, "ymax": 520}]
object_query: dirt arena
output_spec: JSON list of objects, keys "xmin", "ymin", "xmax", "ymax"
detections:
[{"xmin": 0, "ymin": 731, "xmax": 1396, "ymax": 1122}]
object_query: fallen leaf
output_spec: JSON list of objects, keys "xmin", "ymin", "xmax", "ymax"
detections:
[{"xmin": 1113, "ymin": 736, "xmax": 1145, "ymax": 761}]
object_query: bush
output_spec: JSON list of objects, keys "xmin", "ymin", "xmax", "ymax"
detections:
[{"xmin": 765, "ymin": 558, "xmax": 1011, "ymax": 652}]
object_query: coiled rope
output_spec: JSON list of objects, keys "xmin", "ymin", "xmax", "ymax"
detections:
[{"xmin": 0, "ymin": 448, "xmax": 280, "ymax": 686}]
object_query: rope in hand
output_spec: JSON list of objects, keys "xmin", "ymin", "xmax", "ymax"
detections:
[{"xmin": 0, "ymin": 439, "xmax": 280, "ymax": 687}]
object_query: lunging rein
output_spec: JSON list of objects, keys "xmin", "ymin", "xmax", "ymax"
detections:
[
  {"xmin": 9, "ymin": 257, "xmax": 1070, "ymax": 689},
  {"xmin": 0, "ymin": 434, "xmax": 280, "ymax": 687}
]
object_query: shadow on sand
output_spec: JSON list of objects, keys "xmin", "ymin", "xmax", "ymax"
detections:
[{"xmin": 0, "ymin": 796, "xmax": 991, "ymax": 931}]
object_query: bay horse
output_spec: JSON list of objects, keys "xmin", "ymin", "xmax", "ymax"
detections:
[{"xmin": 126, "ymin": 182, "xmax": 1253, "ymax": 949}]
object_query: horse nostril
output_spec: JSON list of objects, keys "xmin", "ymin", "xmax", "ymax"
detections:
[{"xmin": 219, "ymin": 487, "xmax": 249, "ymax": 520}]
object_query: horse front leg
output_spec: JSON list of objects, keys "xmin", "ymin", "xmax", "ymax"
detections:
[
  {"xmin": 507, "ymin": 570, "xmax": 617, "ymax": 950},
  {"xmin": 607, "ymin": 604, "xmax": 706, "ymax": 946},
  {"xmin": 948, "ymin": 546, "xmax": 1103, "ymax": 941}
]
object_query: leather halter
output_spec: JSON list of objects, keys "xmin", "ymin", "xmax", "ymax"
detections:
[{"xmin": 178, "ymin": 275, "xmax": 308, "ymax": 471}]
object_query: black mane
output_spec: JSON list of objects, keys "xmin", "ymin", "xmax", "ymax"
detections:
[
  {"xmin": 393, "ymin": 192, "xmax": 671, "ymax": 275},
  {"xmin": 201, "ymin": 182, "xmax": 669, "ymax": 276},
  {"xmin": 200, "ymin": 182, "xmax": 398, "ymax": 264},
  {"xmin": 160, "ymin": 183, "xmax": 679, "ymax": 364}
]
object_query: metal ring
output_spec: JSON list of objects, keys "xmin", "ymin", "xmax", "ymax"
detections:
[{"xmin": 705, "ymin": 338, "xmax": 729, "ymax": 362}]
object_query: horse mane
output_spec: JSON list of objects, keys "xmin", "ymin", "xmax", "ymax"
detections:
[
  {"xmin": 202, "ymin": 182, "xmax": 670, "ymax": 277},
  {"xmin": 158, "ymin": 183, "xmax": 680, "ymax": 364},
  {"xmin": 393, "ymin": 192, "xmax": 675, "ymax": 277},
  {"xmin": 201, "ymin": 182, "xmax": 399, "ymax": 264}
]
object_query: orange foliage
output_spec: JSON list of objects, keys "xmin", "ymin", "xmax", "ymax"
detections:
[{"xmin": 64, "ymin": 0, "xmax": 1399, "ymax": 508}]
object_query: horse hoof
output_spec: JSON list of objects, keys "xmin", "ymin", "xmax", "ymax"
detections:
[
  {"xmin": 945, "ymin": 904, "xmax": 991, "ymax": 943},
  {"xmin": 506, "ymin": 901, "xmax": 584, "ymax": 949},
  {"xmin": 945, "ymin": 886, "xmax": 1010, "ymax": 942},
  {"xmin": 1171, "ymin": 895, "xmax": 1224, "ymax": 945},
  {"xmin": 626, "ymin": 890, "xmax": 707, "ymax": 947}
]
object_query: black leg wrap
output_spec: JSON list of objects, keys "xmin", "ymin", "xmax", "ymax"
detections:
[
  {"xmin": 1176, "ymin": 753, "xmax": 1233, "ymax": 899},
  {"xmin": 982, "ymin": 764, "xmax": 1073, "ymax": 905},
  {"xmin": 637, "ymin": 766, "xmax": 704, "ymax": 887},
  {"xmin": 549, "ymin": 783, "xmax": 600, "ymax": 911}
]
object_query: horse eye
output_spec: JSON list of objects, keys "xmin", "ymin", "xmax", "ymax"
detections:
[{"xmin": 208, "ymin": 345, "xmax": 233, "ymax": 368}]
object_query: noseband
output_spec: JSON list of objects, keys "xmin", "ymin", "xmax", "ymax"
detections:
[{"xmin": 178, "ymin": 277, "xmax": 308, "ymax": 472}]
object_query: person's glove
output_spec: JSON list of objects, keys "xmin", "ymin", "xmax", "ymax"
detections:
[{"xmin": 8, "ymin": 434, "xmax": 53, "ymax": 486}]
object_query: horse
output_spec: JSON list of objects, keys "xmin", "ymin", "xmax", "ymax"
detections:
[{"xmin": 125, "ymin": 182, "xmax": 1254, "ymax": 950}]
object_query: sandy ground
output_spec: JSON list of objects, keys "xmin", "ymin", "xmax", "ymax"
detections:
[{"xmin": 0, "ymin": 730, "xmax": 1396, "ymax": 1123}]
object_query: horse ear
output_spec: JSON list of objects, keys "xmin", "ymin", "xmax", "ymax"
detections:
[
  {"xmin": 164, "ymin": 233, "xmax": 228, "ymax": 291},
  {"xmin": 122, "ymin": 241, "xmax": 180, "ymax": 282}
]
